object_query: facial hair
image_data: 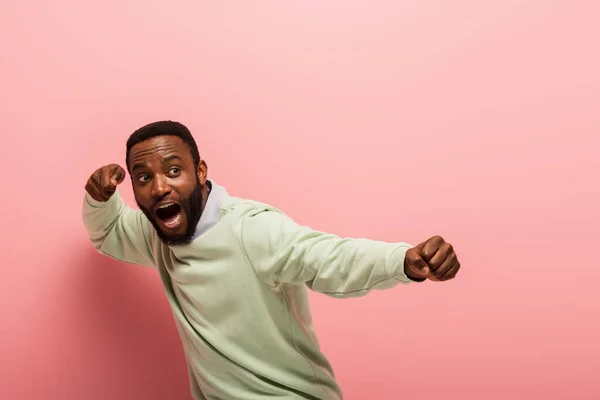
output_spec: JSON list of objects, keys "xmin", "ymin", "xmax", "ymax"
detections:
[{"xmin": 137, "ymin": 177, "xmax": 204, "ymax": 246}]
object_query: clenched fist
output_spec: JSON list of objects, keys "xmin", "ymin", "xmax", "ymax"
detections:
[
  {"xmin": 85, "ymin": 164, "xmax": 126, "ymax": 202},
  {"xmin": 404, "ymin": 236, "xmax": 460, "ymax": 282}
]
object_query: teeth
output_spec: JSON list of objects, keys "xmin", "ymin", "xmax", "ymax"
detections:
[{"xmin": 158, "ymin": 203, "xmax": 174, "ymax": 209}]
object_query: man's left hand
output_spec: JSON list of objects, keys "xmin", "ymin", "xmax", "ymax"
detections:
[{"xmin": 404, "ymin": 236, "xmax": 461, "ymax": 282}]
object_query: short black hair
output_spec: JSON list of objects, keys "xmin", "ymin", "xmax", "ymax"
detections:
[{"xmin": 125, "ymin": 121, "xmax": 200, "ymax": 171}]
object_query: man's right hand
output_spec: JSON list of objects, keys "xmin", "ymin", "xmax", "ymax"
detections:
[
  {"xmin": 404, "ymin": 235, "xmax": 460, "ymax": 282},
  {"xmin": 85, "ymin": 164, "xmax": 126, "ymax": 202}
]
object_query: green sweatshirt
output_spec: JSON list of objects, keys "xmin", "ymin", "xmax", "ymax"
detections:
[{"xmin": 82, "ymin": 184, "xmax": 414, "ymax": 399}]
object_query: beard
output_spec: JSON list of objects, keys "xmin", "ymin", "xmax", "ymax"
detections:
[{"xmin": 137, "ymin": 177, "xmax": 204, "ymax": 246}]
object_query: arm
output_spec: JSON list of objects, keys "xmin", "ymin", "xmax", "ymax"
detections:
[
  {"xmin": 240, "ymin": 206, "xmax": 416, "ymax": 298},
  {"xmin": 82, "ymin": 189, "xmax": 159, "ymax": 268}
]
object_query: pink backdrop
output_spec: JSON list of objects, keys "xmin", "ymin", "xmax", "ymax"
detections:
[{"xmin": 2, "ymin": 1, "xmax": 599, "ymax": 399}]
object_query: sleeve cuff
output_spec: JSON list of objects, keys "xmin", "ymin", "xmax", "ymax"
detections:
[
  {"xmin": 84, "ymin": 190, "xmax": 121, "ymax": 208},
  {"xmin": 387, "ymin": 243, "xmax": 417, "ymax": 283}
]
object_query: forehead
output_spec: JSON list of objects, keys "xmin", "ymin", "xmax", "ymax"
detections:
[{"xmin": 129, "ymin": 136, "xmax": 192, "ymax": 165}]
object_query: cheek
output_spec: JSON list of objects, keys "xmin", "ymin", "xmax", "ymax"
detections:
[
  {"xmin": 172, "ymin": 177, "xmax": 197, "ymax": 196},
  {"xmin": 177, "ymin": 187, "xmax": 194, "ymax": 202},
  {"xmin": 133, "ymin": 187, "xmax": 152, "ymax": 206}
]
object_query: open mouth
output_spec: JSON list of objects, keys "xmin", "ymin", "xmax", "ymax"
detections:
[{"xmin": 155, "ymin": 202, "xmax": 183, "ymax": 229}]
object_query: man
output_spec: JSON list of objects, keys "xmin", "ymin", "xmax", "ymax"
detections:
[{"xmin": 82, "ymin": 120, "xmax": 460, "ymax": 400}]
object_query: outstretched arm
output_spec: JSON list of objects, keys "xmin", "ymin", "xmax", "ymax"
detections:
[
  {"xmin": 82, "ymin": 164, "xmax": 159, "ymax": 268},
  {"xmin": 240, "ymin": 206, "xmax": 423, "ymax": 298}
]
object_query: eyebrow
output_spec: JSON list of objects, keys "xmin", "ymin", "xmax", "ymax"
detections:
[
  {"xmin": 131, "ymin": 155, "xmax": 184, "ymax": 173},
  {"xmin": 164, "ymin": 155, "xmax": 184, "ymax": 164},
  {"xmin": 131, "ymin": 162, "xmax": 147, "ymax": 173}
]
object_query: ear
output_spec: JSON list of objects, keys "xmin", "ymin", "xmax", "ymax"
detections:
[{"xmin": 197, "ymin": 159, "xmax": 208, "ymax": 185}]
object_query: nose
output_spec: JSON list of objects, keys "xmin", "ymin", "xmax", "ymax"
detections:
[{"xmin": 151, "ymin": 174, "xmax": 172, "ymax": 199}]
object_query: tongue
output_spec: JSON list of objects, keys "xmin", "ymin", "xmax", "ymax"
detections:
[{"xmin": 163, "ymin": 213, "xmax": 181, "ymax": 227}]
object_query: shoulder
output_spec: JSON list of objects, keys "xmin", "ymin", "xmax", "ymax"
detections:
[
  {"xmin": 219, "ymin": 196, "xmax": 288, "ymax": 218},
  {"xmin": 218, "ymin": 197, "xmax": 300, "ymax": 239}
]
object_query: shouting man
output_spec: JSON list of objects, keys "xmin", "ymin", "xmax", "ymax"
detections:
[{"xmin": 82, "ymin": 120, "xmax": 461, "ymax": 399}]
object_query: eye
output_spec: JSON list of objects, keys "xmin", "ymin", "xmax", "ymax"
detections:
[
  {"xmin": 169, "ymin": 167, "xmax": 181, "ymax": 175},
  {"xmin": 138, "ymin": 174, "xmax": 150, "ymax": 183}
]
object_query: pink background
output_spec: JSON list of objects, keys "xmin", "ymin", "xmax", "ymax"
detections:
[{"xmin": 1, "ymin": 1, "xmax": 599, "ymax": 399}]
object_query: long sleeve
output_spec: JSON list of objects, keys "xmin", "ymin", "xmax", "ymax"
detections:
[
  {"xmin": 240, "ymin": 206, "xmax": 414, "ymax": 298},
  {"xmin": 82, "ymin": 190, "xmax": 159, "ymax": 268}
]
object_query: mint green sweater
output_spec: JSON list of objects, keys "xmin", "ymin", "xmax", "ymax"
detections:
[{"xmin": 82, "ymin": 187, "xmax": 414, "ymax": 399}]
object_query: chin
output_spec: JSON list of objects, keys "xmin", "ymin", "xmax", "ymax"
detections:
[
  {"xmin": 160, "ymin": 229, "xmax": 193, "ymax": 246},
  {"xmin": 146, "ymin": 216, "xmax": 193, "ymax": 246}
]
